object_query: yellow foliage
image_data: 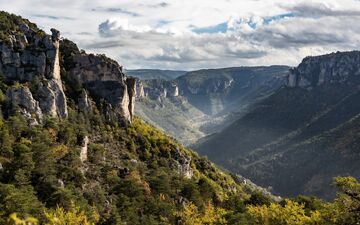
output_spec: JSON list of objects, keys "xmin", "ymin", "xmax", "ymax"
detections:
[
  {"xmin": 0, "ymin": 118, "xmax": 4, "ymax": 128},
  {"xmin": 44, "ymin": 203, "xmax": 99, "ymax": 225},
  {"xmin": 47, "ymin": 128, "xmax": 57, "ymax": 142},
  {"xmin": 128, "ymin": 171, "xmax": 152, "ymax": 194},
  {"xmin": 50, "ymin": 145, "xmax": 69, "ymax": 159},
  {"xmin": 159, "ymin": 193, "xmax": 166, "ymax": 201},
  {"xmin": 247, "ymin": 199, "xmax": 323, "ymax": 225},
  {"xmin": 8, "ymin": 204, "xmax": 99, "ymax": 225},
  {"xmin": 176, "ymin": 201, "xmax": 227, "ymax": 225},
  {"xmin": 8, "ymin": 213, "xmax": 38, "ymax": 225}
]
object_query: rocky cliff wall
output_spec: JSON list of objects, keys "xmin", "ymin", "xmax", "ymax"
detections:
[
  {"xmin": 0, "ymin": 23, "xmax": 136, "ymax": 123},
  {"xmin": 0, "ymin": 27, "xmax": 68, "ymax": 120},
  {"xmin": 287, "ymin": 51, "xmax": 360, "ymax": 88},
  {"xmin": 140, "ymin": 79, "xmax": 180, "ymax": 102},
  {"xmin": 66, "ymin": 52, "xmax": 136, "ymax": 122}
]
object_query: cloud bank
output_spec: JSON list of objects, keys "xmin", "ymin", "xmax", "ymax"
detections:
[{"xmin": 2, "ymin": 0, "xmax": 360, "ymax": 69}]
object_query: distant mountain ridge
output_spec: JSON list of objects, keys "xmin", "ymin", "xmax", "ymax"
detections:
[
  {"xmin": 176, "ymin": 66, "xmax": 289, "ymax": 116},
  {"xmin": 134, "ymin": 66, "xmax": 290, "ymax": 145},
  {"xmin": 195, "ymin": 51, "xmax": 360, "ymax": 200},
  {"xmin": 125, "ymin": 69, "xmax": 187, "ymax": 80}
]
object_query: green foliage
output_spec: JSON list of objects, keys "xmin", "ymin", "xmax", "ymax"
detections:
[
  {"xmin": 0, "ymin": 108, "xmax": 248, "ymax": 224},
  {"xmin": 0, "ymin": 184, "xmax": 43, "ymax": 224},
  {"xmin": 0, "ymin": 11, "xmax": 43, "ymax": 44},
  {"xmin": 246, "ymin": 191, "xmax": 272, "ymax": 206},
  {"xmin": 0, "ymin": 105, "xmax": 360, "ymax": 224}
]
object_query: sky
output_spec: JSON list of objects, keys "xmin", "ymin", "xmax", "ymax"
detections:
[{"xmin": 2, "ymin": 0, "xmax": 360, "ymax": 70}]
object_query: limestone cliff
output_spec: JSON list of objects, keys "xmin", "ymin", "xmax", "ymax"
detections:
[
  {"xmin": 0, "ymin": 26, "xmax": 68, "ymax": 120},
  {"xmin": 141, "ymin": 79, "xmax": 180, "ymax": 102},
  {"xmin": 135, "ymin": 78, "xmax": 145, "ymax": 99},
  {"xmin": 64, "ymin": 51, "xmax": 136, "ymax": 122},
  {"xmin": 6, "ymin": 86, "xmax": 43, "ymax": 125},
  {"xmin": 287, "ymin": 51, "xmax": 360, "ymax": 88},
  {"xmin": 0, "ymin": 19, "xmax": 136, "ymax": 123}
]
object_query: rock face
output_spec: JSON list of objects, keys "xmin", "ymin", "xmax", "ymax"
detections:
[
  {"xmin": 66, "ymin": 53, "xmax": 136, "ymax": 122},
  {"xmin": 6, "ymin": 86, "xmax": 43, "ymax": 125},
  {"xmin": 37, "ymin": 78, "xmax": 68, "ymax": 118},
  {"xmin": 0, "ymin": 27, "xmax": 68, "ymax": 119},
  {"xmin": 126, "ymin": 78, "xmax": 136, "ymax": 120},
  {"xmin": 287, "ymin": 51, "xmax": 360, "ymax": 87},
  {"xmin": 171, "ymin": 148, "xmax": 193, "ymax": 179},
  {"xmin": 178, "ymin": 75, "xmax": 234, "ymax": 95},
  {"xmin": 142, "ymin": 79, "xmax": 180, "ymax": 102},
  {"xmin": 135, "ymin": 79, "xmax": 145, "ymax": 99},
  {"xmin": 1, "ymin": 19, "xmax": 137, "ymax": 124},
  {"xmin": 78, "ymin": 89, "xmax": 92, "ymax": 112},
  {"xmin": 80, "ymin": 136, "xmax": 89, "ymax": 163},
  {"xmin": 168, "ymin": 83, "xmax": 179, "ymax": 97}
]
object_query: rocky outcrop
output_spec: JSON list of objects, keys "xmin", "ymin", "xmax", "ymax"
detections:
[
  {"xmin": 287, "ymin": 51, "xmax": 360, "ymax": 88},
  {"xmin": 67, "ymin": 53, "xmax": 135, "ymax": 122},
  {"xmin": 142, "ymin": 80, "xmax": 180, "ymax": 102},
  {"xmin": 126, "ymin": 77, "xmax": 136, "ymax": 120},
  {"xmin": 78, "ymin": 89, "xmax": 92, "ymax": 112},
  {"xmin": 37, "ymin": 78, "xmax": 68, "ymax": 118},
  {"xmin": 135, "ymin": 79, "xmax": 145, "ymax": 99},
  {"xmin": 0, "ymin": 27, "xmax": 68, "ymax": 120},
  {"xmin": 80, "ymin": 136, "xmax": 89, "ymax": 163},
  {"xmin": 6, "ymin": 86, "xmax": 43, "ymax": 125},
  {"xmin": 178, "ymin": 75, "xmax": 234, "ymax": 95},
  {"xmin": 171, "ymin": 148, "xmax": 193, "ymax": 179},
  {"xmin": 1, "ymin": 18, "xmax": 136, "ymax": 123},
  {"xmin": 168, "ymin": 83, "xmax": 179, "ymax": 97}
]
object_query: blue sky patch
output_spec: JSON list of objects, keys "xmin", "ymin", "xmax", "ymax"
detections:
[
  {"xmin": 191, "ymin": 22, "xmax": 228, "ymax": 34},
  {"xmin": 192, "ymin": 12, "xmax": 296, "ymax": 34},
  {"xmin": 263, "ymin": 12, "xmax": 296, "ymax": 25}
]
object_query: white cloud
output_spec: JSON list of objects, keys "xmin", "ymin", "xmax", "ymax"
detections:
[{"xmin": 2, "ymin": 0, "xmax": 360, "ymax": 70}]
